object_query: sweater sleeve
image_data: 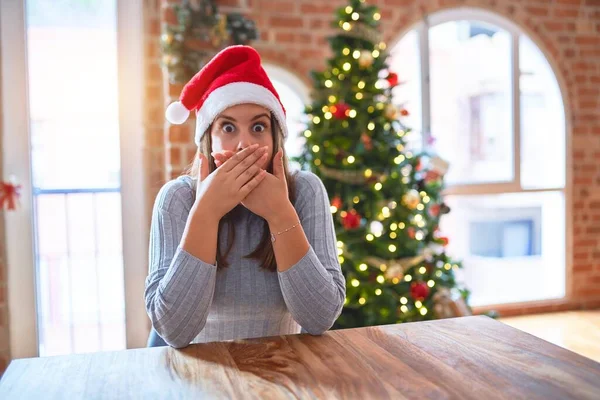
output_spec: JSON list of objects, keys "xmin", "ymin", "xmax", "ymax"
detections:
[
  {"xmin": 277, "ymin": 171, "xmax": 346, "ymax": 335},
  {"xmin": 144, "ymin": 179, "xmax": 218, "ymax": 348}
]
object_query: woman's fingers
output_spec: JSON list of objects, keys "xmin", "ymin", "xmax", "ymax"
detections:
[
  {"xmin": 239, "ymin": 169, "xmax": 267, "ymax": 198},
  {"xmin": 230, "ymin": 146, "xmax": 268, "ymax": 178},
  {"xmin": 219, "ymin": 144, "xmax": 260, "ymax": 172},
  {"xmin": 236, "ymin": 156, "xmax": 267, "ymax": 187},
  {"xmin": 213, "ymin": 151, "xmax": 235, "ymax": 168},
  {"xmin": 198, "ymin": 153, "xmax": 209, "ymax": 182},
  {"xmin": 212, "ymin": 151, "xmax": 234, "ymax": 161},
  {"xmin": 213, "ymin": 153, "xmax": 226, "ymax": 163}
]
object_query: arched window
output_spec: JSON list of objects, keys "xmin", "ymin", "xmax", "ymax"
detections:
[
  {"xmin": 264, "ymin": 64, "xmax": 310, "ymax": 161},
  {"xmin": 389, "ymin": 8, "xmax": 566, "ymax": 307}
]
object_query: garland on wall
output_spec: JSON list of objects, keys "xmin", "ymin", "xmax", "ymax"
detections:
[{"xmin": 160, "ymin": 0, "xmax": 258, "ymax": 84}]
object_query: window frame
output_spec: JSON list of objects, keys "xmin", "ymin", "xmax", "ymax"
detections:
[
  {"xmin": 263, "ymin": 64, "xmax": 311, "ymax": 105},
  {"xmin": 399, "ymin": 8, "xmax": 568, "ymax": 196},
  {"xmin": 0, "ymin": 0, "xmax": 149, "ymax": 358},
  {"xmin": 263, "ymin": 63, "xmax": 311, "ymax": 159},
  {"xmin": 389, "ymin": 7, "xmax": 572, "ymax": 307}
]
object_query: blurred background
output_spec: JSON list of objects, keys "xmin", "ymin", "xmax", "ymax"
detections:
[{"xmin": 0, "ymin": 0, "xmax": 598, "ymax": 373}]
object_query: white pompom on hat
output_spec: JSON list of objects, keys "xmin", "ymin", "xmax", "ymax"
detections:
[{"xmin": 165, "ymin": 45, "xmax": 288, "ymax": 146}]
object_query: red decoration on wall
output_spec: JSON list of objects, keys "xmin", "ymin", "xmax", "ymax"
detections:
[{"xmin": 0, "ymin": 181, "xmax": 21, "ymax": 211}]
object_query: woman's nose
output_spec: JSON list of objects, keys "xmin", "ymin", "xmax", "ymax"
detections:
[{"xmin": 236, "ymin": 130, "xmax": 257, "ymax": 151}]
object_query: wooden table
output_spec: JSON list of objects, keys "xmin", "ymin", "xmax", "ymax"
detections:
[{"xmin": 1, "ymin": 316, "xmax": 599, "ymax": 399}]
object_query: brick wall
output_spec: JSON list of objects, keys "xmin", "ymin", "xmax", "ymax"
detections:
[
  {"xmin": 145, "ymin": 0, "xmax": 168, "ymax": 222},
  {"xmin": 148, "ymin": 0, "xmax": 600, "ymax": 317}
]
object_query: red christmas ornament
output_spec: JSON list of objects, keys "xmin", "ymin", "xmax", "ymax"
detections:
[
  {"xmin": 332, "ymin": 102, "xmax": 350, "ymax": 120},
  {"xmin": 415, "ymin": 158, "xmax": 423, "ymax": 171},
  {"xmin": 400, "ymin": 108, "xmax": 410, "ymax": 116},
  {"xmin": 429, "ymin": 204, "xmax": 441, "ymax": 217},
  {"xmin": 386, "ymin": 72, "xmax": 399, "ymax": 87},
  {"xmin": 407, "ymin": 227, "xmax": 416, "ymax": 239},
  {"xmin": 410, "ymin": 281, "xmax": 430, "ymax": 301},
  {"xmin": 0, "ymin": 181, "xmax": 21, "ymax": 211},
  {"xmin": 361, "ymin": 133, "xmax": 373, "ymax": 150},
  {"xmin": 331, "ymin": 196, "xmax": 343, "ymax": 209},
  {"xmin": 341, "ymin": 209, "xmax": 361, "ymax": 230},
  {"xmin": 438, "ymin": 237, "xmax": 449, "ymax": 246}
]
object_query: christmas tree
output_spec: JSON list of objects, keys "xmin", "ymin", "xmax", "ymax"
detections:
[{"xmin": 297, "ymin": 0, "xmax": 472, "ymax": 328}]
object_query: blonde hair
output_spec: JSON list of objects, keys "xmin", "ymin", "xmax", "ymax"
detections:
[{"xmin": 186, "ymin": 113, "xmax": 296, "ymax": 272}]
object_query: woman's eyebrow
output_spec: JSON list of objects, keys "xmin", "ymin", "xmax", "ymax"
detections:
[
  {"xmin": 218, "ymin": 114, "xmax": 236, "ymax": 122},
  {"xmin": 217, "ymin": 113, "xmax": 269, "ymax": 122},
  {"xmin": 251, "ymin": 113, "xmax": 270, "ymax": 121}
]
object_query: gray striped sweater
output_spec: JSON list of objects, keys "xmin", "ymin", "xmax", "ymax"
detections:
[{"xmin": 144, "ymin": 170, "xmax": 346, "ymax": 348}]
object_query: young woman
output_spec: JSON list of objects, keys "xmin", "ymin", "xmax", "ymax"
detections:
[{"xmin": 144, "ymin": 45, "xmax": 346, "ymax": 348}]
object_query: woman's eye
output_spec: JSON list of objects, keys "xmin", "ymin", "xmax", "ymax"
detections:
[
  {"xmin": 222, "ymin": 123, "xmax": 236, "ymax": 133},
  {"xmin": 252, "ymin": 123, "xmax": 266, "ymax": 133}
]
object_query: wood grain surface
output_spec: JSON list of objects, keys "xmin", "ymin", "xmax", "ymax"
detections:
[
  {"xmin": 500, "ymin": 310, "xmax": 600, "ymax": 363},
  {"xmin": 1, "ymin": 316, "xmax": 599, "ymax": 399}
]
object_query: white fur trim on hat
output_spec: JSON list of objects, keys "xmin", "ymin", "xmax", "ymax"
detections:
[
  {"xmin": 194, "ymin": 82, "xmax": 287, "ymax": 145},
  {"xmin": 165, "ymin": 101, "xmax": 190, "ymax": 124}
]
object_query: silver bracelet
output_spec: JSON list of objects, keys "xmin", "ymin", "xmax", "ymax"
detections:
[{"xmin": 270, "ymin": 220, "xmax": 301, "ymax": 242}]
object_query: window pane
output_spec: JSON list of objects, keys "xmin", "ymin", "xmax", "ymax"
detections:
[
  {"xmin": 440, "ymin": 191, "xmax": 565, "ymax": 306},
  {"xmin": 429, "ymin": 21, "xmax": 513, "ymax": 185},
  {"xmin": 389, "ymin": 29, "xmax": 422, "ymax": 152},
  {"xmin": 26, "ymin": 0, "xmax": 126, "ymax": 356},
  {"xmin": 520, "ymin": 35, "xmax": 565, "ymax": 189},
  {"xmin": 28, "ymin": 0, "xmax": 120, "ymax": 190},
  {"xmin": 271, "ymin": 79, "xmax": 307, "ymax": 160}
]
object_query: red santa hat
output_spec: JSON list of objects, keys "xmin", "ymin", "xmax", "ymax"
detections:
[{"xmin": 165, "ymin": 45, "xmax": 288, "ymax": 146}]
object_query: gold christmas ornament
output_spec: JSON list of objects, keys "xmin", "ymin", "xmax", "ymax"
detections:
[
  {"xmin": 385, "ymin": 264, "xmax": 404, "ymax": 280},
  {"xmin": 402, "ymin": 189, "xmax": 421, "ymax": 210},
  {"xmin": 384, "ymin": 103, "xmax": 398, "ymax": 120},
  {"xmin": 358, "ymin": 50, "xmax": 374, "ymax": 68}
]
